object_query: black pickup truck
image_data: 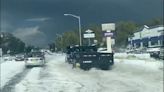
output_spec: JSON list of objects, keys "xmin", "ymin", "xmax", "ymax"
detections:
[{"xmin": 66, "ymin": 45, "xmax": 114, "ymax": 70}]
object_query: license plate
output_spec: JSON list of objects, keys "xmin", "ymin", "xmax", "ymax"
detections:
[{"xmin": 83, "ymin": 61, "xmax": 92, "ymax": 63}]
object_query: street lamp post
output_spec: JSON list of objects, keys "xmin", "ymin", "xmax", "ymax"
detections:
[
  {"xmin": 64, "ymin": 14, "xmax": 82, "ymax": 46},
  {"xmin": 0, "ymin": 34, "xmax": 4, "ymax": 61},
  {"xmin": 56, "ymin": 34, "xmax": 63, "ymax": 52}
]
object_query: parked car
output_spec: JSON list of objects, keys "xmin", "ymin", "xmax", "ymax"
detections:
[
  {"xmin": 3, "ymin": 56, "xmax": 13, "ymax": 61},
  {"xmin": 3, "ymin": 55, "xmax": 14, "ymax": 61},
  {"xmin": 147, "ymin": 47, "xmax": 160, "ymax": 59}
]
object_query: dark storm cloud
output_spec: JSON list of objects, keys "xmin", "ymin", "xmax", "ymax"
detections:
[
  {"xmin": 12, "ymin": 26, "xmax": 47, "ymax": 46},
  {"xmin": 1, "ymin": 0, "xmax": 163, "ymax": 47}
]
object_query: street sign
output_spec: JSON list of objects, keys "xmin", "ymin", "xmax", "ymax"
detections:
[
  {"xmin": 101, "ymin": 23, "xmax": 115, "ymax": 53},
  {"xmin": 102, "ymin": 23, "xmax": 115, "ymax": 31},
  {"xmin": 85, "ymin": 29, "xmax": 93, "ymax": 33},
  {"xmin": 83, "ymin": 33, "xmax": 95, "ymax": 38},
  {"xmin": 104, "ymin": 32, "xmax": 114, "ymax": 37}
]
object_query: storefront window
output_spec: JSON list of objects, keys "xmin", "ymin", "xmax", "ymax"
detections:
[
  {"xmin": 143, "ymin": 42, "xmax": 148, "ymax": 47},
  {"xmin": 161, "ymin": 40, "xmax": 164, "ymax": 47},
  {"xmin": 151, "ymin": 41, "xmax": 158, "ymax": 46},
  {"xmin": 136, "ymin": 43, "xmax": 140, "ymax": 48}
]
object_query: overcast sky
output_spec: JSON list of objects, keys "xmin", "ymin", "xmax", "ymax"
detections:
[{"xmin": 1, "ymin": 0, "xmax": 163, "ymax": 47}]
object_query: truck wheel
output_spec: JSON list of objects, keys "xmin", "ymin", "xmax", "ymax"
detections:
[
  {"xmin": 25, "ymin": 65, "xmax": 31, "ymax": 68},
  {"xmin": 111, "ymin": 61, "xmax": 114, "ymax": 65},
  {"xmin": 80, "ymin": 64, "xmax": 91, "ymax": 70},
  {"xmin": 101, "ymin": 65, "xmax": 109, "ymax": 70},
  {"xmin": 72, "ymin": 59, "xmax": 76, "ymax": 68}
]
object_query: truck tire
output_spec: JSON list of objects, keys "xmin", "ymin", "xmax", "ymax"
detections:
[
  {"xmin": 111, "ymin": 61, "xmax": 114, "ymax": 65},
  {"xmin": 100, "ymin": 65, "xmax": 110, "ymax": 70},
  {"xmin": 72, "ymin": 59, "xmax": 76, "ymax": 68},
  {"xmin": 80, "ymin": 63, "xmax": 91, "ymax": 70}
]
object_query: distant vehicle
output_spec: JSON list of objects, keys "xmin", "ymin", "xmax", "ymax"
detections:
[
  {"xmin": 3, "ymin": 56, "xmax": 13, "ymax": 61},
  {"xmin": 147, "ymin": 47, "xmax": 160, "ymax": 59},
  {"xmin": 25, "ymin": 51, "xmax": 45, "ymax": 67},
  {"xmin": 25, "ymin": 57, "xmax": 45, "ymax": 67},
  {"xmin": 3, "ymin": 55, "xmax": 14, "ymax": 61},
  {"xmin": 66, "ymin": 45, "xmax": 114, "ymax": 70},
  {"xmin": 15, "ymin": 54, "xmax": 25, "ymax": 61}
]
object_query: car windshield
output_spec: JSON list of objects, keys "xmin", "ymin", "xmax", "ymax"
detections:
[{"xmin": 26, "ymin": 52, "xmax": 43, "ymax": 57}]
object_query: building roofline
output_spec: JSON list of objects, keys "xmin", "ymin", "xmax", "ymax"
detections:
[
  {"xmin": 135, "ymin": 25, "xmax": 164, "ymax": 32},
  {"xmin": 148, "ymin": 25, "xmax": 164, "ymax": 29}
]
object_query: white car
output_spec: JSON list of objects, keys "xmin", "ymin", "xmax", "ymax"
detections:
[
  {"xmin": 25, "ymin": 57, "xmax": 45, "ymax": 67},
  {"xmin": 3, "ymin": 55, "xmax": 14, "ymax": 61}
]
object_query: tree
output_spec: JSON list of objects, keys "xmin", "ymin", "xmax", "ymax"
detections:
[
  {"xmin": 146, "ymin": 18, "xmax": 163, "ymax": 26},
  {"xmin": 85, "ymin": 24, "xmax": 103, "ymax": 46},
  {"xmin": 25, "ymin": 45, "xmax": 34, "ymax": 53},
  {"xmin": 115, "ymin": 21, "xmax": 138, "ymax": 47},
  {"xmin": 0, "ymin": 32, "xmax": 26, "ymax": 54},
  {"xmin": 54, "ymin": 31, "xmax": 79, "ymax": 51},
  {"xmin": 48, "ymin": 43, "xmax": 56, "ymax": 52}
]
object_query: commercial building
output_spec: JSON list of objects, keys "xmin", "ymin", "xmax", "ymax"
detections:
[{"xmin": 128, "ymin": 25, "xmax": 164, "ymax": 49}]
